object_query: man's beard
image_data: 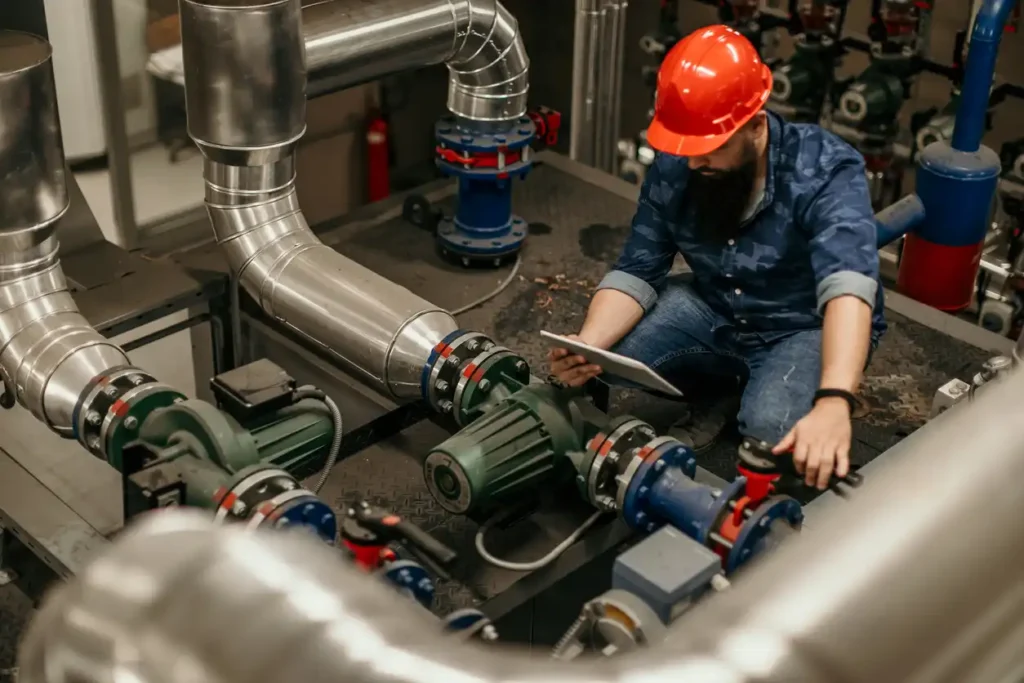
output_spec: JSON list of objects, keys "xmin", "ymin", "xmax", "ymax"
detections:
[{"xmin": 683, "ymin": 142, "xmax": 759, "ymax": 244}]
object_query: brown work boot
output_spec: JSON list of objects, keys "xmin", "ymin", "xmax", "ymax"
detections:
[{"xmin": 668, "ymin": 396, "xmax": 741, "ymax": 453}]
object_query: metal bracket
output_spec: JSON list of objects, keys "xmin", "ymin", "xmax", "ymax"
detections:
[{"xmin": 930, "ymin": 378, "xmax": 971, "ymax": 419}]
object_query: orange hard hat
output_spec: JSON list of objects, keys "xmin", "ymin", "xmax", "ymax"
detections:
[{"xmin": 647, "ymin": 25, "xmax": 772, "ymax": 157}]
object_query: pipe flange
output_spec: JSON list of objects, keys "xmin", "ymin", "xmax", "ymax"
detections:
[
  {"xmin": 450, "ymin": 346, "xmax": 528, "ymax": 426},
  {"xmin": 724, "ymin": 495, "xmax": 803, "ymax": 573},
  {"xmin": 98, "ymin": 383, "xmax": 176, "ymax": 453},
  {"xmin": 614, "ymin": 436, "xmax": 695, "ymax": 513},
  {"xmin": 451, "ymin": 345, "xmax": 512, "ymax": 423},
  {"xmin": 424, "ymin": 330, "xmax": 477, "ymax": 407},
  {"xmin": 585, "ymin": 417, "xmax": 656, "ymax": 510},
  {"xmin": 619, "ymin": 438, "xmax": 697, "ymax": 532},
  {"xmin": 75, "ymin": 366, "xmax": 146, "ymax": 441},
  {"xmin": 244, "ymin": 487, "xmax": 337, "ymax": 543},
  {"xmin": 379, "ymin": 559, "xmax": 435, "ymax": 610},
  {"xmin": 212, "ymin": 466, "xmax": 295, "ymax": 523},
  {"xmin": 75, "ymin": 368, "xmax": 184, "ymax": 467},
  {"xmin": 576, "ymin": 418, "xmax": 623, "ymax": 503},
  {"xmin": 422, "ymin": 330, "xmax": 494, "ymax": 413},
  {"xmin": 437, "ymin": 216, "xmax": 529, "ymax": 265},
  {"xmin": 435, "ymin": 117, "xmax": 534, "ymax": 178}
]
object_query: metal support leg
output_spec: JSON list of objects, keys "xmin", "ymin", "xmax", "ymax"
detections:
[{"xmin": 89, "ymin": 0, "xmax": 138, "ymax": 250}]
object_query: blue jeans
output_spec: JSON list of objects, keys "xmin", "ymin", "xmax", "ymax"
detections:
[{"xmin": 609, "ymin": 279, "xmax": 824, "ymax": 444}]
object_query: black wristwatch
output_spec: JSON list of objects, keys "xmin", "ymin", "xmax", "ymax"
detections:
[{"xmin": 813, "ymin": 388, "xmax": 857, "ymax": 413}]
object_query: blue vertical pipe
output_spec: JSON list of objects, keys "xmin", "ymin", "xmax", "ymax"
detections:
[
  {"xmin": 876, "ymin": 194, "xmax": 925, "ymax": 248},
  {"xmin": 951, "ymin": 0, "xmax": 1017, "ymax": 153}
]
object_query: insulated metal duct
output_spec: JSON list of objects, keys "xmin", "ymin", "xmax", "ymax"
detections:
[
  {"xmin": 0, "ymin": 30, "xmax": 131, "ymax": 435},
  {"xmin": 301, "ymin": 0, "xmax": 530, "ymax": 121},
  {"xmin": 18, "ymin": 366, "xmax": 1024, "ymax": 682},
  {"xmin": 180, "ymin": 0, "xmax": 529, "ymax": 400}
]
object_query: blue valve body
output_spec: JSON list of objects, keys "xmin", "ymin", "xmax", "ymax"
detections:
[{"xmin": 434, "ymin": 117, "xmax": 536, "ymax": 260}]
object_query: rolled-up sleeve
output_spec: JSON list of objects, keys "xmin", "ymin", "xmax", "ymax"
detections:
[
  {"xmin": 595, "ymin": 159, "xmax": 678, "ymax": 312},
  {"xmin": 802, "ymin": 156, "xmax": 880, "ymax": 314}
]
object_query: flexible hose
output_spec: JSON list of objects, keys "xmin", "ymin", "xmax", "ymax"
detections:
[
  {"xmin": 294, "ymin": 386, "xmax": 344, "ymax": 495},
  {"xmin": 474, "ymin": 510, "xmax": 606, "ymax": 571},
  {"xmin": 450, "ymin": 253, "xmax": 524, "ymax": 317}
]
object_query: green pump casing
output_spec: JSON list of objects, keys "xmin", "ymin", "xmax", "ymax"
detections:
[
  {"xmin": 423, "ymin": 383, "xmax": 586, "ymax": 515},
  {"xmin": 129, "ymin": 398, "xmax": 334, "ymax": 510}
]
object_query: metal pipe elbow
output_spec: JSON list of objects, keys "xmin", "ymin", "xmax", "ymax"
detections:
[
  {"xmin": 0, "ymin": 274, "xmax": 130, "ymax": 435},
  {"xmin": 446, "ymin": 0, "xmax": 530, "ymax": 122},
  {"xmin": 0, "ymin": 32, "xmax": 132, "ymax": 435}
]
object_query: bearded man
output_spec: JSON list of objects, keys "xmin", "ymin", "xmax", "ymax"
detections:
[{"xmin": 549, "ymin": 25, "xmax": 885, "ymax": 490}]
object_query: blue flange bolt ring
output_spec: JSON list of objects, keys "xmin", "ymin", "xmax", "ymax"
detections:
[
  {"xmin": 724, "ymin": 496, "xmax": 804, "ymax": 573},
  {"xmin": 381, "ymin": 559, "xmax": 436, "ymax": 610},
  {"xmin": 434, "ymin": 116, "xmax": 537, "ymax": 264}
]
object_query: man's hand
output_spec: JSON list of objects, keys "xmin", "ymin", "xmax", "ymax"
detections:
[
  {"xmin": 772, "ymin": 397, "xmax": 851, "ymax": 490},
  {"xmin": 548, "ymin": 334, "xmax": 603, "ymax": 387}
]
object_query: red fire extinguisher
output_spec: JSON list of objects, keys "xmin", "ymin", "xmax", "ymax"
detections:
[{"xmin": 367, "ymin": 113, "xmax": 390, "ymax": 203}]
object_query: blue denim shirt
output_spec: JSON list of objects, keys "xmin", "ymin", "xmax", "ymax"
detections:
[{"xmin": 598, "ymin": 112, "xmax": 887, "ymax": 341}]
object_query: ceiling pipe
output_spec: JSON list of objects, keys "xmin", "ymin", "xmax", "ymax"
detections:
[
  {"xmin": 0, "ymin": 30, "xmax": 142, "ymax": 446},
  {"xmin": 18, "ymin": 365, "xmax": 1024, "ymax": 682},
  {"xmin": 301, "ymin": 0, "xmax": 529, "ymax": 121},
  {"xmin": 180, "ymin": 0, "xmax": 529, "ymax": 400}
]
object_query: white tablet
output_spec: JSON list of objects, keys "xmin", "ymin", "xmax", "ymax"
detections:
[{"xmin": 540, "ymin": 330, "xmax": 684, "ymax": 397}]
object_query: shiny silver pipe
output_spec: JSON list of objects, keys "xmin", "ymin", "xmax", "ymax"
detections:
[
  {"xmin": 595, "ymin": 0, "xmax": 628, "ymax": 174},
  {"xmin": 570, "ymin": 0, "xmax": 602, "ymax": 165},
  {"xmin": 20, "ymin": 368, "xmax": 1024, "ymax": 683},
  {"xmin": 302, "ymin": 0, "xmax": 530, "ymax": 122},
  {"xmin": 182, "ymin": 0, "xmax": 530, "ymax": 159},
  {"xmin": 571, "ymin": 0, "xmax": 628, "ymax": 173},
  {"xmin": 181, "ymin": 0, "xmax": 530, "ymax": 399},
  {"xmin": 202, "ymin": 158, "xmax": 459, "ymax": 398},
  {"xmin": 0, "ymin": 31, "xmax": 131, "ymax": 435}
]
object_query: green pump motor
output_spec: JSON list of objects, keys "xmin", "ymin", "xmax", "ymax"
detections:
[
  {"xmin": 769, "ymin": 37, "xmax": 838, "ymax": 123},
  {"xmin": 424, "ymin": 382, "xmax": 613, "ymax": 516},
  {"xmin": 834, "ymin": 54, "xmax": 913, "ymax": 138},
  {"xmin": 98, "ymin": 359, "xmax": 340, "ymax": 541}
]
